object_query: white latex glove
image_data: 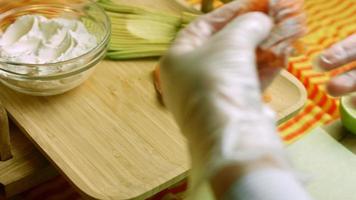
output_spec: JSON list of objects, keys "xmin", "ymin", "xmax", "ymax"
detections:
[
  {"xmin": 262, "ymin": 0, "xmax": 307, "ymax": 55},
  {"xmin": 161, "ymin": 11, "xmax": 285, "ymax": 199},
  {"xmin": 203, "ymin": 0, "xmax": 307, "ymax": 56},
  {"xmin": 317, "ymin": 35, "xmax": 356, "ymax": 99},
  {"xmin": 160, "ymin": 0, "xmax": 306, "ymax": 198}
]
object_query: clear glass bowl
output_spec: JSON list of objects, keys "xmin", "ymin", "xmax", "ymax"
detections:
[{"xmin": 0, "ymin": 0, "xmax": 111, "ymax": 96}]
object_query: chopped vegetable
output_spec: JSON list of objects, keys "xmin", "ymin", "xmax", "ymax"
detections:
[
  {"xmin": 98, "ymin": 0, "xmax": 301, "ymax": 60},
  {"xmin": 98, "ymin": 0, "xmax": 198, "ymax": 60}
]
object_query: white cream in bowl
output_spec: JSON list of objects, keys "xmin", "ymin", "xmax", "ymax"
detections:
[{"xmin": 0, "ymin": 15, "xmax": 97, "ymax": 65}]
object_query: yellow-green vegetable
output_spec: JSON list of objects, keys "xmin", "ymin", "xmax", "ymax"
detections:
[
  {"xmin": 340, "ymin": 95, "xmax": 356, "ymax": 134},
  {"xmin": 97, "ymin": 0, "xmax": 198, "ymax": 60}
]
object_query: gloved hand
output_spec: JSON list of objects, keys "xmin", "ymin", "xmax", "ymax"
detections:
[
  {"xmin": 262, "ymin": 0, "xmax": 307, "ymax": 55},
  {"xmin": 154, "ymin": 0, "xmax": 306, "ymax": 94},
  {"xmin": 202, "ymin": 0, "xmax": 307, "ymax": 56},
  {"xmin": 317, "ymin": 35, "xmax": 356, "ymax": 98},
  {"xmin": 160, "ymin": 0, "xmax": 305, "ymax": 197}
]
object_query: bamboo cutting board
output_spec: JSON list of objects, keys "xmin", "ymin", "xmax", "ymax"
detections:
[{"xmin": 0, "ymin": 0, "xmax": 306, "ymax": 199}]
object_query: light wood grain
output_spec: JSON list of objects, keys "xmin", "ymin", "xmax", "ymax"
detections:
[
  {"xmin": 0, "ymin": 101, "xmax": 11, "ymax": 161},
  {"xmin": 0, "ymin": 123, "xmax": 57, "ymax": 197},
  {"xmin": 0, "ymin": 67, "xmax": 306, "ymax": 200},
  {"xmin": 267, "ymin": 70, "xmax": 307, "ymax": 124},
  {"xmin": 0, "ymin": 59, "xmax": 188, "ymax": 200},
  {"xmin": 0, "ymin": 1, "xmax": 307, "ymax": 199}
]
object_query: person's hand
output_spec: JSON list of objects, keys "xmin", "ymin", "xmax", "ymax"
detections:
[
  {"xmin": 262, "ymin": 0, "xmax": 307, "ymax": 56},
  {"xmin": 161, "ymin": 11, "xmax": 285, "ymax": 197},
  {"xmin": 159, "ymin": 0, "xmax": 306, "ymax": 197},
  {"xmin": 201, "ymin": 0, "xmax": 307, "ymax": 56},
  {"xmin": 154, "ymin": 0, "xmax": 306, "ymax": 95},
  {"xmin": 317, "ymin": 35, "xmax": 356, "ymax": 98}
]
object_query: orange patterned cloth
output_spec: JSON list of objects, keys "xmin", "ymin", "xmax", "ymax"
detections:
[
  {"xmin": 17, "ymin": 0, "xmax": 356, "ymax": 199},
  {"xmin": 279, "ymin": 0, "xmax": 356, "ymax": 143}
]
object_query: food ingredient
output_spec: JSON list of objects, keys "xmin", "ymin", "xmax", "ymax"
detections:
[
  {"xmin": 97, "ymin": 0, "xmax": 196, "ymax": 60},
  {"xmin": 99, "ymin": 0, "xmax": 304, "ymax": 61},
  {"xmin": 0, "ymin": 15, "xmax": 97, "ymax": 65},
  {"xmin": 98, "ymin": 0, "xmax": 274, "ymax": 60}
]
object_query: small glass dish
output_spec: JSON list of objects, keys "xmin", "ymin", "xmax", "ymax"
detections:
[{"xmin": 0, "ymin": 0, "xmax": 111, "ymax": 96}]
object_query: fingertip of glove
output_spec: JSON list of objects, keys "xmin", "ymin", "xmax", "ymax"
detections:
[
  {"xmin": 242, "ymin": 12, "xmax": 273, "ymax": 26},
  {"xmin": 229, "ymin": 12, "xmax": 274, "ymax": 38}
]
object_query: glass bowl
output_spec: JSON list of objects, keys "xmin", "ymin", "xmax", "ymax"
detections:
[{"xmin": 0, "ymin": 0, "xmax": 111, "ymax": 96}]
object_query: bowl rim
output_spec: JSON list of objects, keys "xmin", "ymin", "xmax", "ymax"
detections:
[{"xmin": 0, "ymin": 0, "xmax": 111, "ymax": 75}]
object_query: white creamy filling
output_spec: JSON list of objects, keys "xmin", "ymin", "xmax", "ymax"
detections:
[{"xmin": 0, "ymin": 15, "xmax": 97, "ymax": 64}]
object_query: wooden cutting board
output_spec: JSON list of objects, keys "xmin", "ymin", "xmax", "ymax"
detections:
[{"xmin": 0, "ymin": 0, "xmax": 307, "ymax": 199}]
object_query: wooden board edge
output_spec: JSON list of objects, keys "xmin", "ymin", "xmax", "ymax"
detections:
[
  {"xmin": 276, "ymin": 70, "xmax": 307, "ymax": 124},
  {"xmin": 0, "ymin": 101, "xmax": 12, "ymax": 161}
]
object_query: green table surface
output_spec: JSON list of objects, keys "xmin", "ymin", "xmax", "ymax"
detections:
[{"xmin": 288, "ymin": 124, "xmax": 356, "ymax": 200}]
